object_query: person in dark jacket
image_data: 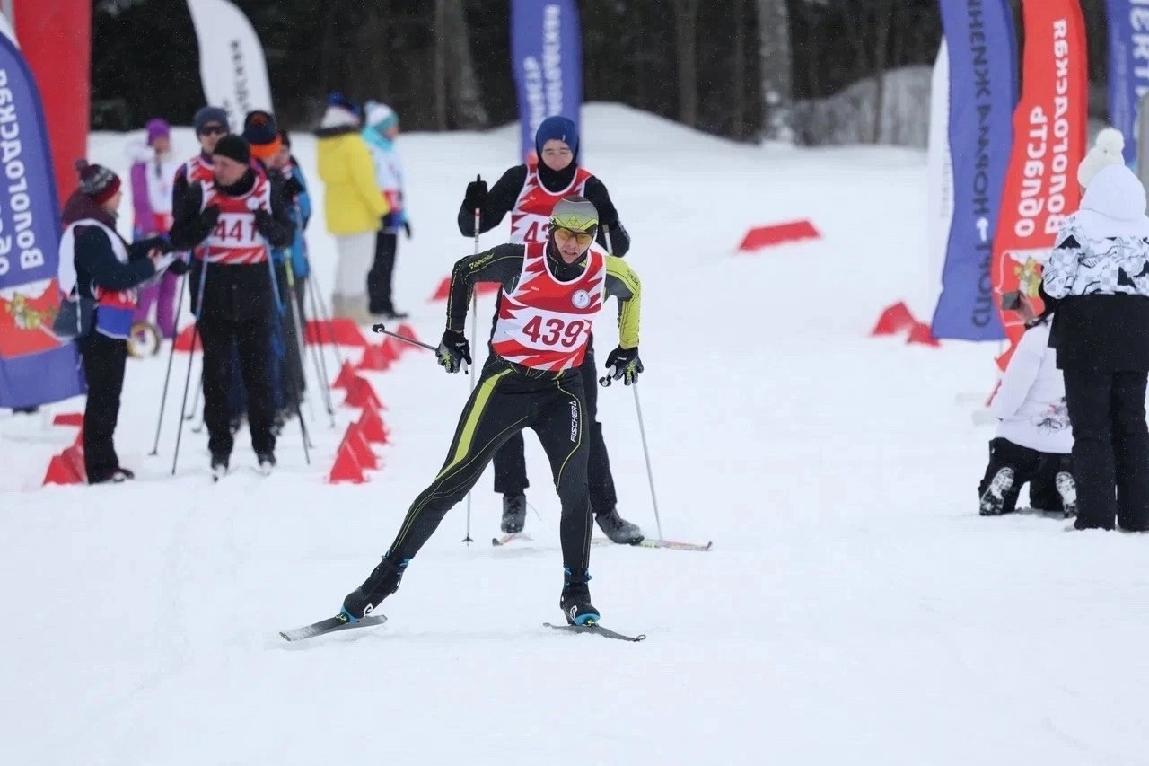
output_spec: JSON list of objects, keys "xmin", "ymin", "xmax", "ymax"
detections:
[
  {"xmin": 455, "ymin": 115, "xmax": 642, "ymax": 544},
  {"xmin": 59, "ymin": 161, "xmax": 176, "ymax": 483},
  {"xmin": 169, "ymin": 135, "xmax": 294, "ymax": 476},
  {"xmin": 1042, "ymin": 128, "xmax": 1149, "ymax": 531}
]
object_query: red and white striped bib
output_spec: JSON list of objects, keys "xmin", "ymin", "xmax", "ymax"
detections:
[
  {"xmin": 490, "ymin": 242, "xmax": 606, "ymax": 372},
  {"xmin": 197, "ymin": 172, "xmax": 272, "ymax": 265},
  {"xmin": 508, "ymin": 162, "xmax": 592, "ymax": 245},
  {"xmin": 182, "ymin": 154, "xmax": 215, "ymax": 184}
]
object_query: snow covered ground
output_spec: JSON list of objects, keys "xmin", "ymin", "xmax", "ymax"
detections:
[{"xmin": 4, "ymin": 104, "xmax": 1149, "ymax": 765}]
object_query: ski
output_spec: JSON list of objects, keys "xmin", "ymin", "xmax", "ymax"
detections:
[
  {"xmin": 279, "ymin": 612, "xmax": 388, "ymax": 642},
  {"xmin": 543, "ymin": 621, "xmax": 646, "ymax": 642},
  {"xmin": 634, "ymin": 539, "xmax": 713, "ymax": 552},
  {"xmin": 491, "ymin": 532, "xmax": 534, "ymax": 546}
]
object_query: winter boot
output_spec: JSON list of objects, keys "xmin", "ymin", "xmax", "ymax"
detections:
[
  {"xmin": 1056, "ymin": 471, "xmax": 1077, "ymax": 519},
  {"xmin": 560, "ymin": 568, "xmax": 600, "ymax": 625},
  {"xmin": 978, "ymin": 467, "xmax": 1015, "ymax": 516},
  {"xmin": 342, "ymin": 558, "xmax": 409, "ymax": 620},
  {"xmin": 501, "ymin": 493, "xmax": 527, "ymax": 534},
  {"xmin": 257, "ymin": 452, "xmax": 276, "ymax": 475},
  {"xmin": 595, "ymin": 508, "xmax": 644, "ymax": 544},
  {"xmin": 210, "ymin": 453, "xmax": 229, "ymax": 480}
]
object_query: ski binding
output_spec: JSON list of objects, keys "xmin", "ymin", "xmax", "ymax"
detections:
[{"xmin": 491, "ymin": 532, "xmax": 534, "ymax": 547}]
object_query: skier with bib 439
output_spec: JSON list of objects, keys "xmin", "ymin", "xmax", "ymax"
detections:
[
  {"xmin": 340, "ymin": 196, "xmax": 644, "ymax": 628},
  {"xmin": 458, "ymin": 115, "xmax": 643, "ymax": 545}
]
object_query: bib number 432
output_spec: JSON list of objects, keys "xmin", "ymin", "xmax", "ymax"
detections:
[{"xmin": 522, "ymin": 316, "xmax": 587, "ymax": 348}]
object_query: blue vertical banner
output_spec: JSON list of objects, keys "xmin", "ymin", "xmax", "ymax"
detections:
[
  {"xmin": 931, "ymin": 0, "xmax": 1018, "ymax": 340},
  {"xmin": 0, "ymin": 33, "xmax": 84, "ymax": 408},
  {"xmin": 511, "ymin": 0, "xmax": 582, "ymax": 162},
  {"xmin": 1106, "ymin": 0, "xmax": 1149, "ymax": 165}
]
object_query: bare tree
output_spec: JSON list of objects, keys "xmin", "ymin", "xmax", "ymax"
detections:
[
  {"xmin": 442, "ymin": 0, "xmax": 487, "ymax": 128},
  {"xmin": 757, "ymin": 0, "xmax": 793, "ymax": 141},
  {"xmin": 673, "ymin": 0, "xmax": 700, "ymax": 127}
]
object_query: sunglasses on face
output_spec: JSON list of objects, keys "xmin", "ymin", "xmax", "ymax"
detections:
[
  {"xmin": 198, "ymin": 125, "xmax": 227, "ymax": 136},
  {"xmin": 553, "ymin": 227, "xmax": 595, "ymax": 248}
]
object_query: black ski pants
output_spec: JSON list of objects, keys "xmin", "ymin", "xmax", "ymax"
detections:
[
  {"xmin": 367, "ymin": 230, "xmax": 398, "ymax": 314},
  {"xmin": 199, "ymin": 313, "xmax": 276, "ymax": 458},
  {"xmin": 79, "ymin": 332, "xmax": 128, "ymax": 482},
  {"xmin": 378, "ymin": 358, "xmax": 593, "ymax": 575},
  {"xmin": 978, "ymin": 437, "xmax": 1072, "ymax": 515},
  {"xmin": 493, "ymin": 343, "xmax": 618, "ymax": 514},
  {"xmin": 1063, "ymin": 367, "xmax": 1149, "ymax": 530}
]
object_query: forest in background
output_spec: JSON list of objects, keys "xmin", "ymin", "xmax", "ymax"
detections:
[{"xmin": 91, "ymin": 0, "xmax": 1114, "ymax": 144}]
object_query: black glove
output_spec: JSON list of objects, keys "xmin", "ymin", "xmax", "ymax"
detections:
[
  {"xmin": 605, "ymin": 346, "xmax": 644, "ymax": 386},
  {"xmin": 192, "ymin": 206, "xmax": 220, "ymax": 242},
  {"xmin": 463, "ymin": 177, "xmax": 487, "ymax": 212},
  {"xmin": 253, "ymin": 209, "xmax": 276, "ymax": 238},
  {"xmin": 403, "ymin": 220, "xmax": 412, "ymax": 239},
  {"xmin": 437, "ymin": 329, "xmax": 471, "ymax": 374},
  {"xmin": 283, "ymin": 175, "xmax": 304, "ymax": 201},
  {"xmin": 168, "ymin": 257, "xmax": 190, "ymax": 276}
]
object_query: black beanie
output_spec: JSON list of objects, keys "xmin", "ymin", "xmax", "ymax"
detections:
[{"xmin": 212, "ymin": 134, "xmax": 250, "ymax": 164}]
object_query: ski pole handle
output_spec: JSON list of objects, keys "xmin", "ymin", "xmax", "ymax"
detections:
[{"xmin": 371, "ymin": 323, "xmax": 439, "ymax": 352}]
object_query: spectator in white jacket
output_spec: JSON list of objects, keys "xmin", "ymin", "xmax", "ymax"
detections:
[
  {"xmin": 978, "ymin": 292, "xmax": 1076, "ymax": 517},
  {"xmin": 363, "ymin": 101, "xmax": 409, "ymax": 319}
]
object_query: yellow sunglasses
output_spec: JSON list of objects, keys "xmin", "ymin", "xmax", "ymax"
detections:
[{"xmin": 553, "ymin": 226, "xmax": 595, "ymax": 248}]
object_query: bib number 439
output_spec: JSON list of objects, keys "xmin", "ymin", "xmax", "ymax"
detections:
[{"xmin": 523, "ymin": 316, "xmax": 587, "ymax": 348}]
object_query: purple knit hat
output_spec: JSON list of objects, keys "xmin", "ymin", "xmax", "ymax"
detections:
[{"xmin": 146, "ymin": 118, "xmax": 171, "ymax": 145}]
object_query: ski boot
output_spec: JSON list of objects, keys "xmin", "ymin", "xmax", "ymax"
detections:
[
  {"xmin": 1056, "ymin": 471, "xmax": 1077, "ymax": 519},
  {"xmin": 501, "ymin": 493, "xmax": 527, "ymax": 534},
  {"xmin": 595, "ymin": 508, "xmax": 644, "ymax": 544},
  {"xmin": 560, "ymin": 568, "xmax": 600, "ymax": 626},
  {"xmin": 210, "ymin": 453, "xmax": 229, "ymax": 481},
  {"xmin": 342, "ymin": 558, "xmax": 409, "ymax": 620},
  {"xmin": 978, "ymin": 467, "xmax": 1014, "ymax": 516},
  {"xmin": 257, "ymin": 452, "xmax": 276, "ymax": 475}
]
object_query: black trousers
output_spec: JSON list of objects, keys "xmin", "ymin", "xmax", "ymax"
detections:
[
  {"xmin": 1063, "ymin": 368, "xmax": 1149, "ymax": 530},
  {"xmin": 978, "ymin": 437, "xmax": 1072, "ymax": 514},
  {"xmin": 199, "ymin": 313, "xmax": 276, "ymax": 457},
  {"xmin": 380, "ymin": 358, "xmax": 593, "ymax": 574},
  {"xmin": 493, "ymin": 345, "xmax": 618, "ymax": 514},
  {"xmin": 80, "ymin": 332, "xmax": 128, "ymax": 481},
  {"xmin": 367, "ymin": 230, "xmax": 398, "ymax": 314}
]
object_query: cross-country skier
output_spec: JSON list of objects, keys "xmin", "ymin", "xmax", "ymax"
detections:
[
  {"xmin": 341, "ymin": 196, "xmax": 644, "ymax": 626},
  {"xmin": 457, "ymin": 115, "xmax": 643, "ymax": 544},
  {"xmin": 978, "ymin": 292, "xmax": 1075, "ymax": 517}
]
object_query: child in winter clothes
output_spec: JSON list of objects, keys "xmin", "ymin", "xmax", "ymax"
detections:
[
  {"xmin": 363, "ymin": 101, "xmax": 408, "ymax": 319},
  {"xmin": 129, "ymin": 118, "xmax": 182, "ymax": 339},
  {"xmin": 979, "ymin": 293, "xmax": 1075, "ymax": 516}
]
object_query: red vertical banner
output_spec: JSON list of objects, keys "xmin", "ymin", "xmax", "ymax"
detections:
[
  {"xmin": 12, "ymin": 0, "xmax": 90, "ymax": 209},
  {"xmin": 992, "ymin": 0, "xmax": 1088, "ymax": 369}
]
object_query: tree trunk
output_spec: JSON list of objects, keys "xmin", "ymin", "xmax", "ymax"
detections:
[
  {"xmin": 732, "ymin": 0, "xmax": 745, "ymax": 138},
  {"xmin": 432, "ymin": 0, "xmax": 448, "ymax": 130},
  {"xmin": 673, "ymin": 0, "xmax": 700, "ymax": 128},
  {"xmin": 756, "ymin": 0, "xmax": 792, "ymax": 142},
  {"xmin": 871, "ymin": 0, "xmax": 892, "ymax": 143},
  {"xmin": 441, "ymin": 0, "xmax": 487, "ymax": 128}
]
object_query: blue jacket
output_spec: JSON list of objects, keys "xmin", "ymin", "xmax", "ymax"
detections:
[{"xmin": 272, "ymin": 157, "xmax": 312, "ymax": 280}]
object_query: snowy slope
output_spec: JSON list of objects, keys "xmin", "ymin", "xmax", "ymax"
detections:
[{"xmin": 4, "ymin": 104, "xmax": 1149, "ymax": 765}]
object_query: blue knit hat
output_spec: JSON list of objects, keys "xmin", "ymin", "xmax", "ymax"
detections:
[
  {"xmin": 535, "ymin": 116, "xmax": 578, "ymax": 160},
  {"xmin": 327, "ymin": 91, "xmax": 360, "ymax": 118},
  {"xmin": 194, "ymin": 106, "xmax": 229, "ymax": 134}
]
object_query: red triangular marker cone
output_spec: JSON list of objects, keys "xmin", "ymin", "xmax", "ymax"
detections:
[
  {"xmin": 346, "ymin": 423, "xmax": 379, "ymax": 470},
  {"xmin": 906, "ymin": 321, "xmax": 941, "ymax": 348},
  {"xmin": 871, "ymin": 301, "xmax": 916, "ymax": 336},
  {"xmin": 332, "ymin": 360, "xmax": 358, "ymax": 390},
  {"xmin": 358, "ymin": 406, "xmax": 391, "ymax": 445},
  {"xmin": 43, "ymin": 452, "xmax": 83, "ymax": 485},
  {"xmin": 328, "ymin": 440, "xmax": 365, "ymax": 483}
]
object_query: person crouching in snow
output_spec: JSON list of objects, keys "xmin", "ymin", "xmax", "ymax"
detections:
[{"xmin": 978, "ymin": 291, "xmax": 1075, "ymax": 517}]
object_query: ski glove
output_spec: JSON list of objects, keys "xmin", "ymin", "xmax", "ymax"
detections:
[
  {"xmin": 437, "ymin": 330, "xmax": 471, "ymax": 374},
  {"xmin": 168, "ymin": 256, "xmax": 191, "ymax": 276},
  {"xmin": 464, "ymin": 177, "xmax": 487, "ymax": 212},
  {"xmin": 605, "ymin": 346, "xmax": 644, "ymax": 385},
  {"xmin": 253, "ymin": 209, "xmax": 276, "ymax": 238}
]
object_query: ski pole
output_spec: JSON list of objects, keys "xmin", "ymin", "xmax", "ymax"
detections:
[
  {"xmin": 300, "ymin": 278, "xmax": 336, "ymax": 425},
  {"xmin": 464, "ymin": 194, "xmax": 481, "ymax": 545},
  {"xmin": 148, "ymin": 271, "xmax": 187, "ymax": 455},
  {"xmin": 286, "ymin": 259, "xmax": 333, "ymax": 428},
  {"xmin": 268, "ymin": 255, "xmax": 311, "ymax": 465},
  {"xmin": 308, "ymin": 267, "xmax": 346, "ymax": 367},
  {"xmin": 370, "ymin": 323, "xmax": 438, "ymax": 352},
  {"xmin": 600, "ymin": 223, "xmax": 663, "ymax": 539},
  {"xmin": 304, "ymin": 275, "xmax": 339, "ymax": 393},
  {"xmin": 172, "ymin": 260, "xmax": 209, "ymax": 475}
]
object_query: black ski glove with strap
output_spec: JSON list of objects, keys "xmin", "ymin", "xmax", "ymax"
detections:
[
  {"xmin": 604, "ymin": 346, "xmax": 644, "ymax": 386},
  {"xmin": 437, "ymin": 329, "xmax": 471, "ymax": 374}
]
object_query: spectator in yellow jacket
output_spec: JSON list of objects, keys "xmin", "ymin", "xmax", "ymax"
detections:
[{"xmin": 316, "ymin": 92, "xmax": 388, "ymax": 322}]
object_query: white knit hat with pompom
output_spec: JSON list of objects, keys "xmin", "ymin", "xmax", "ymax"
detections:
[{"xmin": 1077, "ymin": 127, "xmax": 1126, "ymax": 188}]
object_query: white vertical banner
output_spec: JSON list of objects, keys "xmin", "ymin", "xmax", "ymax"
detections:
[
  {"xmin": 926, "ymin": 41, "xmax": 953, "ymax": 309},
  {"xmin": 186, "ymin": 0, "xmax": 272, "ymax": 129},
  {"xmin": 0, "ymin": 1, "xmax": 16, "ymax": 45}
]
